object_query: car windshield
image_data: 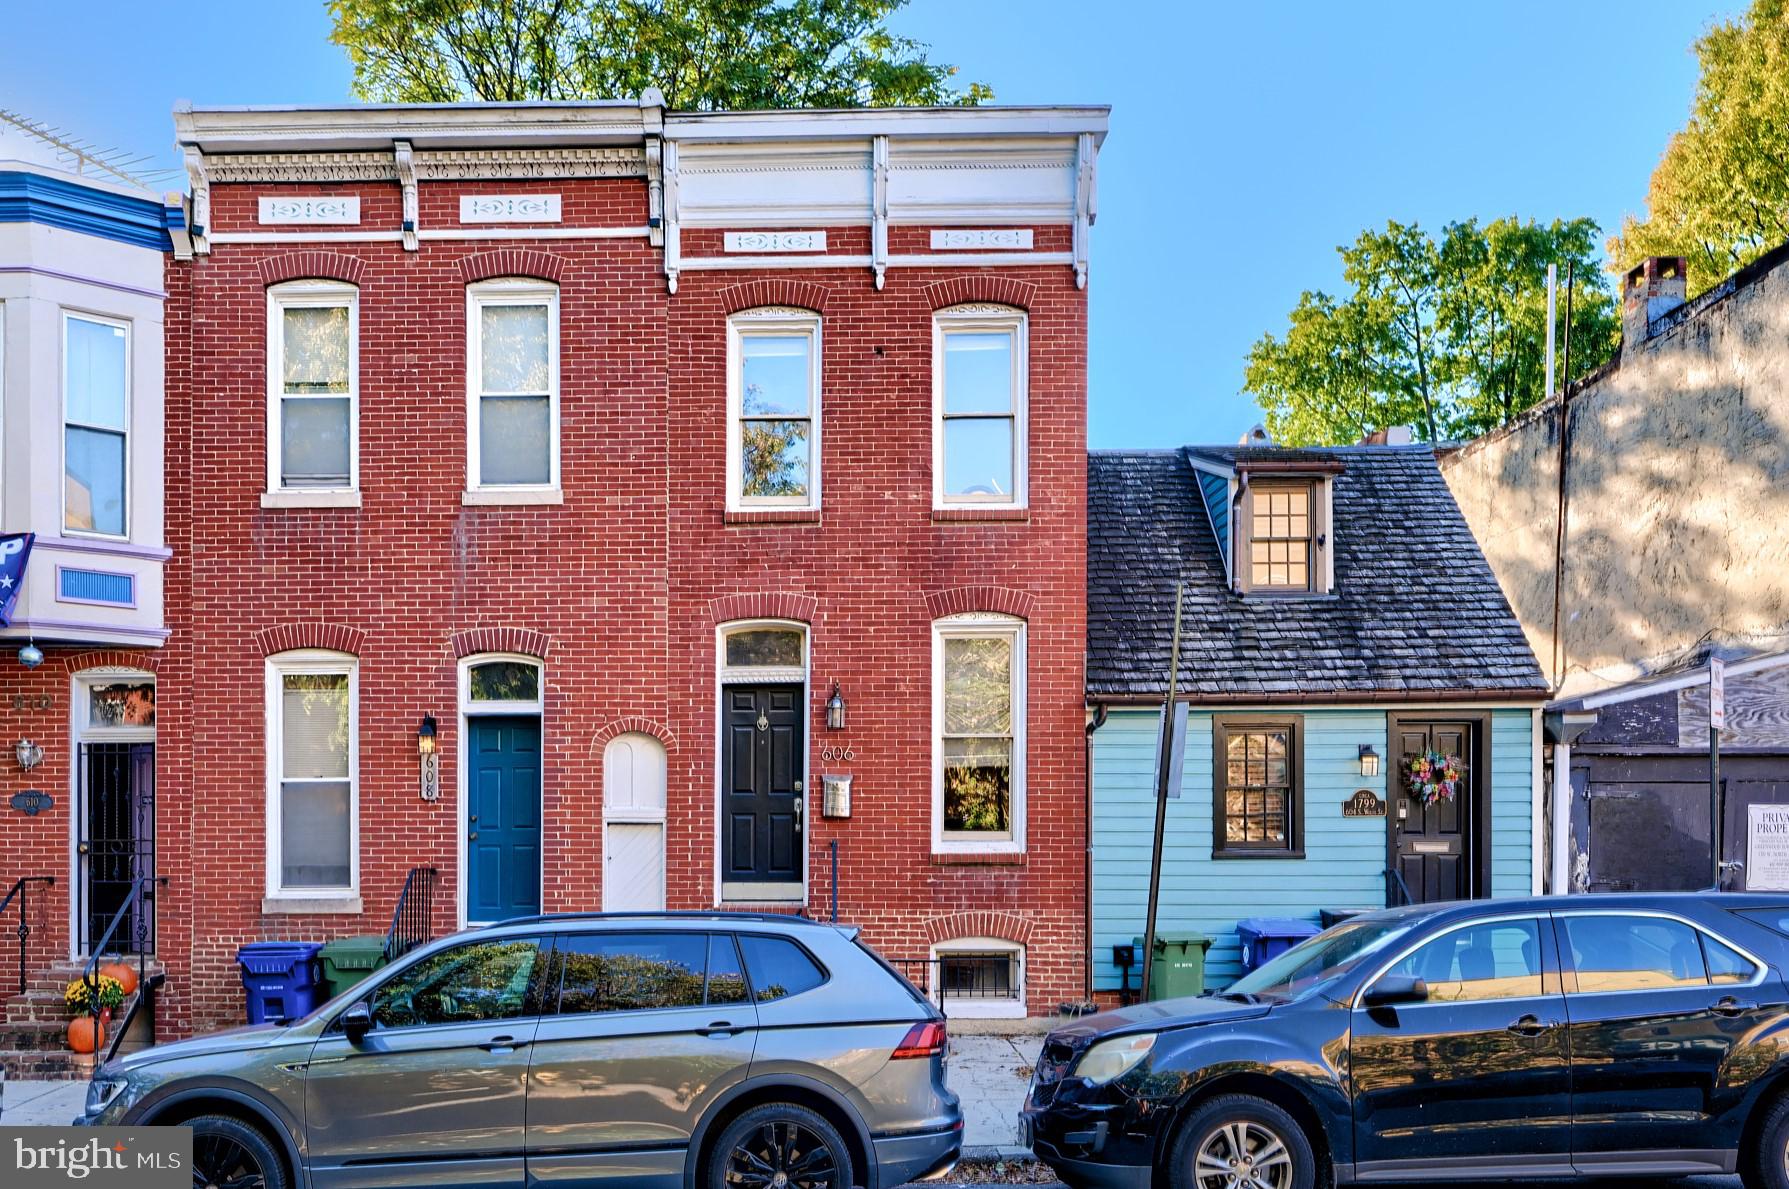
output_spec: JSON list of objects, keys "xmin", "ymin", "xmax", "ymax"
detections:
[{"xmin": 1226, "ymin": 918, "xmax": 1416, "ymax": 1002}]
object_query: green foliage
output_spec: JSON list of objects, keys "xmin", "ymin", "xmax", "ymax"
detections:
[
  {"xmin": 1611, "ymin": 0, "xmax": 1789, "ymax": 290},
  {"xmin": 1245, "ymin": 218, "xmax": 1618, "ymax": 446},
  {"xmin": 328, "ymin": 0, "xmax": 990, "ymax": 108}
]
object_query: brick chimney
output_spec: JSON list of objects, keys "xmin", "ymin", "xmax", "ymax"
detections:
[{"xmin": 1621, "ymin": 255, "xmax": 1687, "ymax": 359}]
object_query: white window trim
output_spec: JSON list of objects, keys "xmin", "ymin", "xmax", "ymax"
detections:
[
  {"xmin": 713, "ymin": 620, "xmax": 810, "ymax": 904},
  {"xmin": 66, "ymin": 667, "xmax": 155, "ymax": 959},
  {"xmin": 266, "ymin": 280, "xmax": 359, "ymax": 499},
  {"xmin": 726, "ymin": 307, "xmax": 822, "ymax": 512},
  {"xmin": 457, "ymin": 652, "xmax": 546, "ymax": 929},
  {"xmin": 466, "ymin": 279, "xmax": 561, "ymax": 499},
  {"xmin": 932, "ymin": 305, "xmax": 1028, "ymax": 510},
  {"xmin": 929, "ymin": 936, "xmax": 1026, "ymax": 1019},
  {"xmin": 931, "ymin": 612, "xmax": 1027, "ymax": 855},
  {"xmin": 265, "ymin": 649, "xmax": 360, "ymax": 902},
  {"xmin": 61, "ymin": 309, "xmax": 132, "ymax": 540}
]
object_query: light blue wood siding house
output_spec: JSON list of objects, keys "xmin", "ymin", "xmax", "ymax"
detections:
[{"xmin": 1087, "ymin": 446, "xmax": 1549, "ymax": 997}]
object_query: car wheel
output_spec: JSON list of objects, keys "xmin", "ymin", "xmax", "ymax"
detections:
[
  {"xmin": 188, "ymin": 1114, "xmax": 288, "ymax": 1189},
  {"xmin": 1170, "ymin": 1094, "xmax": 1316, "ymax": 1189},
  {"xmin": 1744, "ymin": 1091, "xmax": 1789, "ymax": 1189},
  {"xmin": 707, "ymin": 1102, "xmax": 854, "ymax": 1189}
]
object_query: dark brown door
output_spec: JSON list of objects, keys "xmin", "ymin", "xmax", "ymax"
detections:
[
  {"xmin": 1390, "ymin": 720, "xmax": 1475, "ymax": 903},
  {"xmin": 722, "ymin": 684, "xmax": 803, "ymax": 897}
]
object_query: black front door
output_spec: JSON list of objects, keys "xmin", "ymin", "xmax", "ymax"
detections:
[
  {"xmin": 1391, "ymin": 720, "xmax": 1476, "ymax": 904},
  {"xmin": 78, "ymin": 742, "xmax": 155, "ymax": 954},
  {"xmin": 722, "ymin": 684, "xmax": 803, "ymax": 899}
]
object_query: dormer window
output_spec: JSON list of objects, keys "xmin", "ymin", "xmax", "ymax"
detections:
[{"xmin": 1233, "ymin": 471, "xmax": 1334, "ymax": 596}]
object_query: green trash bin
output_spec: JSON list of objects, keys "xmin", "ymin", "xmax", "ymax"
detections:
[
  {"xmin": 1133, "ymin": 932, "xmax": 1212, "ymax": 1001},
  {"xmin": 318, "ymin": 935, "xmax": 389, "ymax": 998}
]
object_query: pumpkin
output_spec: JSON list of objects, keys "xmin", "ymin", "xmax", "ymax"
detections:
[
  {"xmin": 99, "ymin": 962, "xmax": 138, "ymax": 997},
  {"xmin": 67, "ymin": 1015, "xmax": 104, "ymax": 1054}
]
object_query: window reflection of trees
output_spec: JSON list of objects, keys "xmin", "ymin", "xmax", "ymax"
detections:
[
  {"xmin": 372, "ymin": 939, "xmax": 540, "ymax": 1028},
  {"xmin": 943, "ymin": 635, "xmax": 1013, "ymax": 833}
]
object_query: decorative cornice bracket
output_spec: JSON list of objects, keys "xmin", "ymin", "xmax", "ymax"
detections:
[
  {"xmin": 394, "ymin": 140, "xmax": 418, "ymax": 251},
  {"xmin": 663, "ymin": 140, "xmax": 682, "ymax": 294},
  {"xmin": 645, "ymin": 136, "xmax": 665, "ymax": 248},
  {"xmin": 183, "ymin": 146, "xmax": 210, "ymax": 254},
  {"xmin": 1073, "ymin": 132, "xmax": 1095, "ymax": 290},
  {"xmin": 871, "ymin": 134, "xmax": 889, "ymax": 291}
]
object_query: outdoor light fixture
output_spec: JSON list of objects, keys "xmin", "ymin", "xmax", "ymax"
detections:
[
  {"xmin": 18, "ymin": 642, "xmax": 42, "ymax": 669},
  {"xmin": 15, "ymin": 739, "xmax": 43, "ymax": 771},
  {"xmin": 825, "ymin": 682, "xmax": 847, "ymax": 731},
  {"xmin": 1359, "ymin": 744, "xmax": 1381, "ymax": 777},
  {"xmin": 418, "ymin": 715, "xmax": 440, "ymax": 802}
]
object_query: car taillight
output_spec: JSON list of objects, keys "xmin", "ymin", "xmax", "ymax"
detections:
[{"xmin": 892, "ymin": 1020, "xmax": 947, "ymax": 1059}]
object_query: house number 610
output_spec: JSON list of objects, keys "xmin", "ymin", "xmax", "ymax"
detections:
[{"xmin": 819, "ymin": 744, "xmax": 856, "ymax": 762}]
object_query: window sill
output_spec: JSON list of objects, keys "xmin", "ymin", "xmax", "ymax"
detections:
[
  {"xmin": 724, "ymin": 508, "xmax": 822, "ymax": 525},
  {"xmin": 261, "ymin": 490, "xmax": 361, "ymax": 509},
  {"xmin": 932, "ymin": 506, "xmax": 1029, "ymax": 523},
  {"xmin": 462, "ymin": 488, "xmax": 564, "ymax": 506},
  {"xmin": 931, "ymin": 850, "xmax": 1027, "ymax": 867},
  {"xmin": 261, "ymin": 895, "xmax": 364, "ymax": 915},
  {"xmin": 1210, "ymin": 850, "xmax": 1306, "ymax": 861}
]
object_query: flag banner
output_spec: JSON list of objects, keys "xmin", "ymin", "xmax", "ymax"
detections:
[{"xmin": 0, "ymin": 532, "xmax": 32, "ymax": 627}]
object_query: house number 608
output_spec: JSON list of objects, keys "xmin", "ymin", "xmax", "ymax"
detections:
[{"xmin": 819, "ymin": 744, "xmax": 856, "ymax": 762}]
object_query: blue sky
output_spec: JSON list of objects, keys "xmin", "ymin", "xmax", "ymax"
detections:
[{"xmin": 0, "ymin": 0, "xmax": 1734, "ymax": 446}]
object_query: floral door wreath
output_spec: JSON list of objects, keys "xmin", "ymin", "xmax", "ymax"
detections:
[{"xmin": 1403, "ymin": 750, "xmax": 1465, "ymax": 805}]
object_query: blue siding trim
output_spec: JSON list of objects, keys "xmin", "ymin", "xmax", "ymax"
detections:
[
  {"xmin": 1195, "ymin": 470, "xmax": 1231, "ymax": 569},
  {"xmin": 57, "ymin": 567, "xmax": 134, "ymax": 606},
  {"xmin": 0, "ymin": 171, "xmax": 171, "ymax": 251},
  {"xmin": 1090, "ymin": 706, "xmax": 1534, "ymax": 991}
]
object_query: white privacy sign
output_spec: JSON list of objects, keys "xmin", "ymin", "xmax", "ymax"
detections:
[{"xmin": 1748, "ymin": 803, "xmax": 1789, "ymax": 890}]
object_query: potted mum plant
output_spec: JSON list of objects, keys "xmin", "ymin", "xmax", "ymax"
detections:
[{"xmin": 63, "ymin": 974, "xmax": 125, "ymax": 1053}]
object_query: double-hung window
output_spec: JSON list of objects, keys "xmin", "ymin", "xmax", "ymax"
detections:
[
  {"xmin": 64, "ymin": 312, "xmax": 130, "ymax": 536},
  {"xmin": 268, "ymin": 283, "xmax": 357, "ymax": 495},
  {"xmin": 468, "ymin": 281, "xmax": 559, "ymax": 496},
  {"xmin": 1212, "ymin": 714, "xmax": 1303, "ymax": 857},
  {"xmin": 933, "ymin": 614, "xmax": 1026, "ymax": 852},
  {"xmin": 934, "ymin": 306, "xmax": 1026, "ymax": 509},
  {"xmin": 727, "ymin": 308, "xmax": 819, "ymax": 511},
  {"xmin": 267, "ymin": 651, "xmax": 357, "ymax": 898}
]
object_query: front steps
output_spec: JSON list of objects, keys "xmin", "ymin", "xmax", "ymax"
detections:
[{"xmin": 1, "ymin": 958, "xmax": 166, "ymax": 1079}]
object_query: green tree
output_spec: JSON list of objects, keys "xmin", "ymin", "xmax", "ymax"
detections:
[
  {"xmin": 328, "ymin": 0, "xmax": 990, "ymax": 107},
  {"xmin": 1610, "ymin": 0, "xmax": 1789, "ymax": 290},
  {"xmin": 1246, "ymin": 219, "xmax": 1618, "ymax": 446}
]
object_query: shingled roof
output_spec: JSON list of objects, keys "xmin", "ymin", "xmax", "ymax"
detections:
[{"xmin": 1087, "ymin": 445, "xmax": 1549, "ymax": 701}]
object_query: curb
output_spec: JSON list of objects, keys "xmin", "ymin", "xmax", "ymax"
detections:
[{"xmin": 959, "ymin": 1145, "xmax": 1036, "ymax": 1162}]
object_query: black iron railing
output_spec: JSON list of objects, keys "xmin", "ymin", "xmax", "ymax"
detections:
[
  {"xmin": 3, "ymin": 875, "xmax": 55, "ymax": 995},
  {"xmin": 1385, "ymin": 867, "xmax": 1415, "ymax": 908},
  {"xmin": 82, "ymin": 876, "xmax": 167, "ymax": 1063},
  {"xmin": 891, "ymin": 954, "xmax": 1023, "ymax": 1016},
  {"xmin": 384, "ymin": 867, "xmax": 437, "ymax": 962}
]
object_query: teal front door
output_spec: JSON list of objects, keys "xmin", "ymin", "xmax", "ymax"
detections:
[{"xmin": 467, "ymin": 715, "xmax": 541, "ymax": 923}]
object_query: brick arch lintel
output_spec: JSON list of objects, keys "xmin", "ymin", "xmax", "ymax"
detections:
[
  {"xmin": 255, "ymin": 623, "xmax": 366, "ymax": 657},
  {"xmin": 449, "ymin": 627, "xmax": 551, "ymax": 661},
  {"xmin": 258, "ymin": 251, "xmax": 367, "ymax": 287},
  {"xmin": 924, "ymin": 911, "xmax": 1035, "ymax": 947},
  {"xmin": 708, "ymin": 592, "xmax": 818, "ymax": 627},
  {"xmin": 924, "ymin": 585, "xmax": 1034, "ymax": 621},
  {"xmin": 922, "ymin": 275, "xmax": 1037, "ymax": 312},
  {"xmin": 591, "ymin": 717, "xmax": 678, "ymax": 756},
  {"xmin": 717, "ymin": 279, "xmax": 831, "ymax": 315},
  {"xmin": 459, "ymin": 249, "xmax": 568, "ymax": 285},
  {"xmin": 60, "ymin": 649, "xmax": 161, "ymax": 676}
]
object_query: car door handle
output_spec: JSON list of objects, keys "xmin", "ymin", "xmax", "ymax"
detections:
[
  {"xmin": 697, "ymin": 1021, "xmax": 743, "ymax": 1037},
  {"xmin": 1714, "ymin": 997, "xmax": 1756, "ymax": 1017},
  {"xmin": 479, "ymin": 1035, "xmax": 527, "ymax": 1052},
  {"xmin": 1507, "ymin": 1014, "xmax": 1553, "ymax": 1037}
]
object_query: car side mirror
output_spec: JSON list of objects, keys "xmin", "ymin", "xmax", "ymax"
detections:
[
  {"xmin": 341, "ymin": 1002, "xmax": 373, "ymax": 1044},
  {"xmin": 1363, "ymin": 975, "xmax": 1428, "ymax": 1008}
]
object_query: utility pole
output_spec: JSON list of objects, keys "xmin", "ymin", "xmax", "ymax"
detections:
[{"xmin": 1140, "ymin": 583, "xmax": 1185, "ymax": 1002}]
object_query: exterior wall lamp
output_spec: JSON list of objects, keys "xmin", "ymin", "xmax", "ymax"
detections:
[
  {"xmin": 825, "ymin": 682, "xmax": 847, "ymax": 731},
  {"xmin": 1358, "ymin": 744, "xmax": 1381, "ymax": 777},
  {"xmin": 18, "ymin": 642, "xmax": 43, "ymax": 669},
  {"xmin": 418, "ymin": 715, "xmax": 440, "ymax": 801},
  {"xmin": 16, "ymin": 738, "xmax": 43, "ymax": 771}
]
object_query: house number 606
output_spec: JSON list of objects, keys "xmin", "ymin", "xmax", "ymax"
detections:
[{"xmin": 819, "ymin": 744, "xmax": 856, "ymax": 762}]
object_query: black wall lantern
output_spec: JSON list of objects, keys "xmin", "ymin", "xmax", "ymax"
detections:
[
  {"xmin": 1358, "ymin": 743, "xmax": 1381, "ymax": 777},
  {"xmin": 418, "ymin": 715, "xmax": 440, "ymax": 801},
  {"xmin": 825, "ymin": 682, "xmax": 847, "ymax": 731},
  {"xmin": 418, "ymin": 715, "xmax": 438, "ymax": 756}
]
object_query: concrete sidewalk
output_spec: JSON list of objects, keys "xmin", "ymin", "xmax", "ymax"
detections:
[
  {"xmin": 0, "ymin": 1078, "xmax": 86, "ymax": 1125},
  {"xmin": 949, "ymin": 1032, "xmax": 1042, "ymax": 1159}
]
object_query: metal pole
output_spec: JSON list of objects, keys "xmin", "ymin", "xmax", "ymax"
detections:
[
  {"xmin": 1140, "ymin": 583, "xmax": 1185, "ymax": 1003},
  {"xmin": 1712, "ymin": 725, "xmax": 1723, "ymax": 889},
  {"xmin": 830, "ymin": 840, "xmax": 839, "ymax": 923}
]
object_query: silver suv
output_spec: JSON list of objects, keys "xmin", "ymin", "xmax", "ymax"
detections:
[{"xmin": 79, "ymin": 913, "xmax": 961, "ymax": 1189}]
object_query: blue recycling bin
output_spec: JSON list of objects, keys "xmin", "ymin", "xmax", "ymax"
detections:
[
  {"xmin": 1236, "ymin": 917, "xmax": 1321, "ymax": 974},
  {"xmin": 236, "ymin": 942, "xmax": 325, "ymax": 1025}
]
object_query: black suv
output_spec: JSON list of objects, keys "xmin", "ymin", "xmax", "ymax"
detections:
[{"xmin": 1025, "ymin": 893, "xmax": 1789, "ymax": 1188}]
